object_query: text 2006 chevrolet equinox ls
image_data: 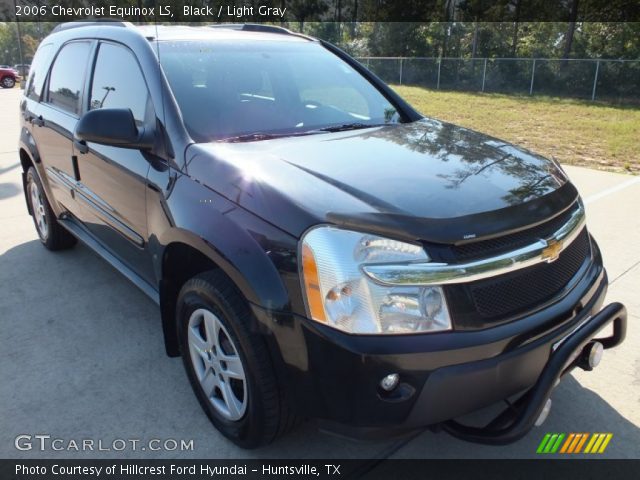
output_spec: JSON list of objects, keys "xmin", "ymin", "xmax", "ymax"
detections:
[{"xmin": 18, "ymin": 22, "xmax": 627, "ymax": 448}]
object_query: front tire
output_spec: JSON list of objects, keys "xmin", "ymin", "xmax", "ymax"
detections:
[
  {"xmin": 1, "ymin": 76, "xmax": 15, "ymax": 88},
  {"xmin": 176, "ymin": 271, "xmax": 296, "ymax": 448},
  {"xmin": 26, "ymin": 167, "xmax": 76, "ymax": 250}
]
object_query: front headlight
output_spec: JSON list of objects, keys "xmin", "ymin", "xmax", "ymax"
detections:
[{"xmin": 300, "ymin": 226, "xmax": 451, "ymax": 335}]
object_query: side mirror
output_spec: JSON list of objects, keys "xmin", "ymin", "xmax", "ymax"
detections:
[{"xmin": 75, "ymin": 108, "xmax": 153, "ymax": 150}]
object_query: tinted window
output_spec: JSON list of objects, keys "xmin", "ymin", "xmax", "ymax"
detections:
[
  {"xmin": 47, "ymin": 42, "xmax": 91, "ymax": 115},
  {"xmin": 90, "ymin": 43, "xmax": 150, "ymax": 125},
  {"xmin": 160, "ymin": 41, "xmax": 400, "ymax": 142},
  {"xmin": 27, "ymin": 43, "xmax": 54, "ymax": 101}
]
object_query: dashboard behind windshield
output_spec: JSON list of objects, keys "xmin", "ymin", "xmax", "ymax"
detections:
[{"xmin": 159, "ymin": 40, "xmax": 400, "ymax": 142}]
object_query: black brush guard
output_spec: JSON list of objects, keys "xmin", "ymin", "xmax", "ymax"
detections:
[{"xmin": 442, "ymin": 302, "xmax": 627, "ymax": 445}]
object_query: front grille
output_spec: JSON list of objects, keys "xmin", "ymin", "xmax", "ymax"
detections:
[
  {"xmin": 470, "ymin": 229, "xmax": 590, "ymax": 318},
  {"xmin": 446, "ymin": 228, "xmax": 591, "ymax": 328},
  {"xmin": 452, "ymin": 204, "xmax": 579, "ymax": 261}
]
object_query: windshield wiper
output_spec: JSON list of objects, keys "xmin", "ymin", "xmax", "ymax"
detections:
[
  {"xmin": 221, "ymin": 132, "xmax": 288, "ymax": 143},
  {"xmin": 220, "ymin": 130, "xmax": 325, "ymax": 143},
  {"xmin": 219, "ymin": 123, "xmax": 387, "ymax": 142},
  {"xmin": 316, "ymin": 122, "xmax": 386, "ymax": 133}
]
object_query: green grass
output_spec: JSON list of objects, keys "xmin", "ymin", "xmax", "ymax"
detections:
[{"xmin": 391, "ymin": 86, "xmax": 640, "ymax": 174}]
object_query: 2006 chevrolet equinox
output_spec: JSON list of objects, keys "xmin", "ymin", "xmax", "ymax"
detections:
[{"xmin": 18, "ymin": 22, "xmax": 627, "ymax": 448}]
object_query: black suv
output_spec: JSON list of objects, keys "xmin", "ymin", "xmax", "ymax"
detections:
[{"xmin": 19, "ymin": 22, "xmax": 627, "ymax": 448}]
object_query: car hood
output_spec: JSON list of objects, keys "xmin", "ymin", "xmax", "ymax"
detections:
[{"xmin": 185, "ymin": 118, "xmax": 577, "ymax": 243}]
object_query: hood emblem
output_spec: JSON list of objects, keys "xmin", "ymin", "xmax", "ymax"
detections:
[{"xmin": 541, "ymin": 238, "xmax": 563, "ymax": 263}]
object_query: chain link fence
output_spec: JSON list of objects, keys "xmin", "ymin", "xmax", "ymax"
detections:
[{"xmin": 356, "ymin": 57, "xmax": 640, "ymax": 103}]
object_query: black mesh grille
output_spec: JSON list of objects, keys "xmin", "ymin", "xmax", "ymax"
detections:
[
  {"xmin": 468, "ymin": 229, "xmax": 590, "ymax": 319},
  {"xmin": 452, "ymin": 204, "xmax": 579, "ymax": 261}
]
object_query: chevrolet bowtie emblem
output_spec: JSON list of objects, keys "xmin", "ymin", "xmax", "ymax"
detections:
[{"xmin": 541, "ymin": 238, "xmax": 563, "ymax": 263}]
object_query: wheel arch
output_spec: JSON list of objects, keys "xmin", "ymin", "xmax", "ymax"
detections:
[
  {"xmin": 159, "ymin": 239, "xmax": 221, "ymax": 357},
  {"xmin": 157, "ymin": 228, "xmax": 292, "ymax": 358},
  {"xmin": 152, "ymin": 175, "xmax": 297, "ymax": 357},
  {"xmin": 156, "ymin": 229, "xmax": 298, "ymax": 428},
  {"xmin": 19, "ymin": 128, "xmax": 63, "ymax": 219},
  {"xmin": 19, "ymin": 145, "xmax": 36, "ymax": 216}
]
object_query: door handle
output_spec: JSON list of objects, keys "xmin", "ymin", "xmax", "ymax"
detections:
[
  {"xmin": 74, "ymin": 139, "xmax": 89, "ymax": 154},
  {"xmin": 30, "ymin": 115, "xmax": 44, "ymax": 127}
]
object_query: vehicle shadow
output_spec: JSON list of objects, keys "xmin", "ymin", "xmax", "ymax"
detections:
[
  {"xmin": 388, "ymin": 366, "xmax": 640, "ymax": 459},
  {"xmin": 2, "ymin": 239, "xmax": 638, "ymax": 460},
  {"xmin": 0, "ymin": 182, "xmax": 20, "ymax": 200},
  {"xmin": 0, "ymin": 162, "xmax": 20, "ymax": 175},
  {"xmin": 0, "ymin": 239, "xmax": 399, "ymax": 460}
]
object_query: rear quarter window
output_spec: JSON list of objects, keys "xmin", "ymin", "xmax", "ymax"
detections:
[
  {"xmin": 26, "ymin": 43, "xmax": 54, "ymax": 102},
  {"xmin": 46, "ymin": 42, "xmax": 92, "ymax": 115}
]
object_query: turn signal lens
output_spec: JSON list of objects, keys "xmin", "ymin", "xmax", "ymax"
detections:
[{"xmin": 301, "ymin": 244, "xmax": 326, "ymax": 323}]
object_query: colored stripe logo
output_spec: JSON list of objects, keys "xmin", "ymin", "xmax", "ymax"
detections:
[{"xmin": 537, "ymin": 433, "xmax": 613, "ymax": 454}]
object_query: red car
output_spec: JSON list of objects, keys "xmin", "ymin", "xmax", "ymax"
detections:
[{"xmin": 0, "ymin": 66, "xmax": 19, "ymax": 88}]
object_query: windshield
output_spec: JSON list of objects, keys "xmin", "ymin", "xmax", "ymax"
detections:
[{"xmin": 159, "ymin": 40, "xmax": 400, "ymax": 142}]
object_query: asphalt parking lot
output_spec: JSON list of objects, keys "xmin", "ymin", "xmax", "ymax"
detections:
[{"xmin": 1, "ymin": 87, "xmax": 638, "ymax": 461}]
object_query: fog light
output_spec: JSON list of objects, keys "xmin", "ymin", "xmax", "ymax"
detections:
[
  {"xmin": 380, "ymin": 373, "xmax": 400, "ymax": 391},
  {"xmin": 588, "ymin": 341, "xmax": 604, "ymax": 369},
  {"xmin": 578, "ymin": 341, "xmax": 604, "ymax": 371}
]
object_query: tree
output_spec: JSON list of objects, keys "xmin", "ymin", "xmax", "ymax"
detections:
[
  {"xmin": 511, "ymin": 0, "xmax": 521, "ymax": 56},
  {"xmin": 562, "ymin": 0, "xmax": 580, "ymax": 65},
  {"xmin": 0, "ymin": 21, "xmax": 56, "ymax": 64},
  {"xmin": 290, "ymin": 0, "xmax": 328, "ymax": 31}
]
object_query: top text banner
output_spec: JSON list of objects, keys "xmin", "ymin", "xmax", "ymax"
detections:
[{"xmin": 5, "ymin": 0, "xmax": 640, "ymax": 23}]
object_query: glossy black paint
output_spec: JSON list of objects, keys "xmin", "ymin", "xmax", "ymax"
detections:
[
  {"xmin": 75, "ymin": 108, "xmax": 152, "ymax": 149},
  {"xmin": 251, "ymin": 238, "xmax": 608, "ymax": 429},
  {"xmin": 186, "ymin": 118, "xmax": 574, "ymax": 244},
  {"xmin": 17, "ymin": 24, "xmax": 624, "ymax": 442}
]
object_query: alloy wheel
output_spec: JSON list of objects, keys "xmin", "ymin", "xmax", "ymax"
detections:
[
  {"xmin": 187, "ymin": 308, "xmax": 248, "ymax": 421},
  {"xmin": 30, "ymin": 181, "xmax": 48, "ymax": 240}
]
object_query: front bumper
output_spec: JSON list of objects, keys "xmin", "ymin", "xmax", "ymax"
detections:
[
  {"xmin": 441, "ymin": 301, "xmax": 626, "ymax": 444},
  {"xmin": 252, "ymin": 245, "xmax": 627, "ymax": 444}
]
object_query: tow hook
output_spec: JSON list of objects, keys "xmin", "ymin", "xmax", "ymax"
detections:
[{"xmin": 577, "ymin": 341, "xmax": 604, "ymax": 371}]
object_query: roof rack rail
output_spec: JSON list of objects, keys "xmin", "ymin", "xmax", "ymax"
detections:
[
  {"xmin": 208, "ymin": 23, "xmax": 289, "ymax": 34},
  {"xmin": 208, "ymin": 23, "xmax": 315, "ymax": 41},
  {"xmin": 51, "ymin": 20, "xmax": 133, "ymax": 34}
]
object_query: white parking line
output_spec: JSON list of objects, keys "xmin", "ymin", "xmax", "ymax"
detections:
[{"xmin": 584, "ymin": 177, "xmax": 640, "ymax": 205}]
